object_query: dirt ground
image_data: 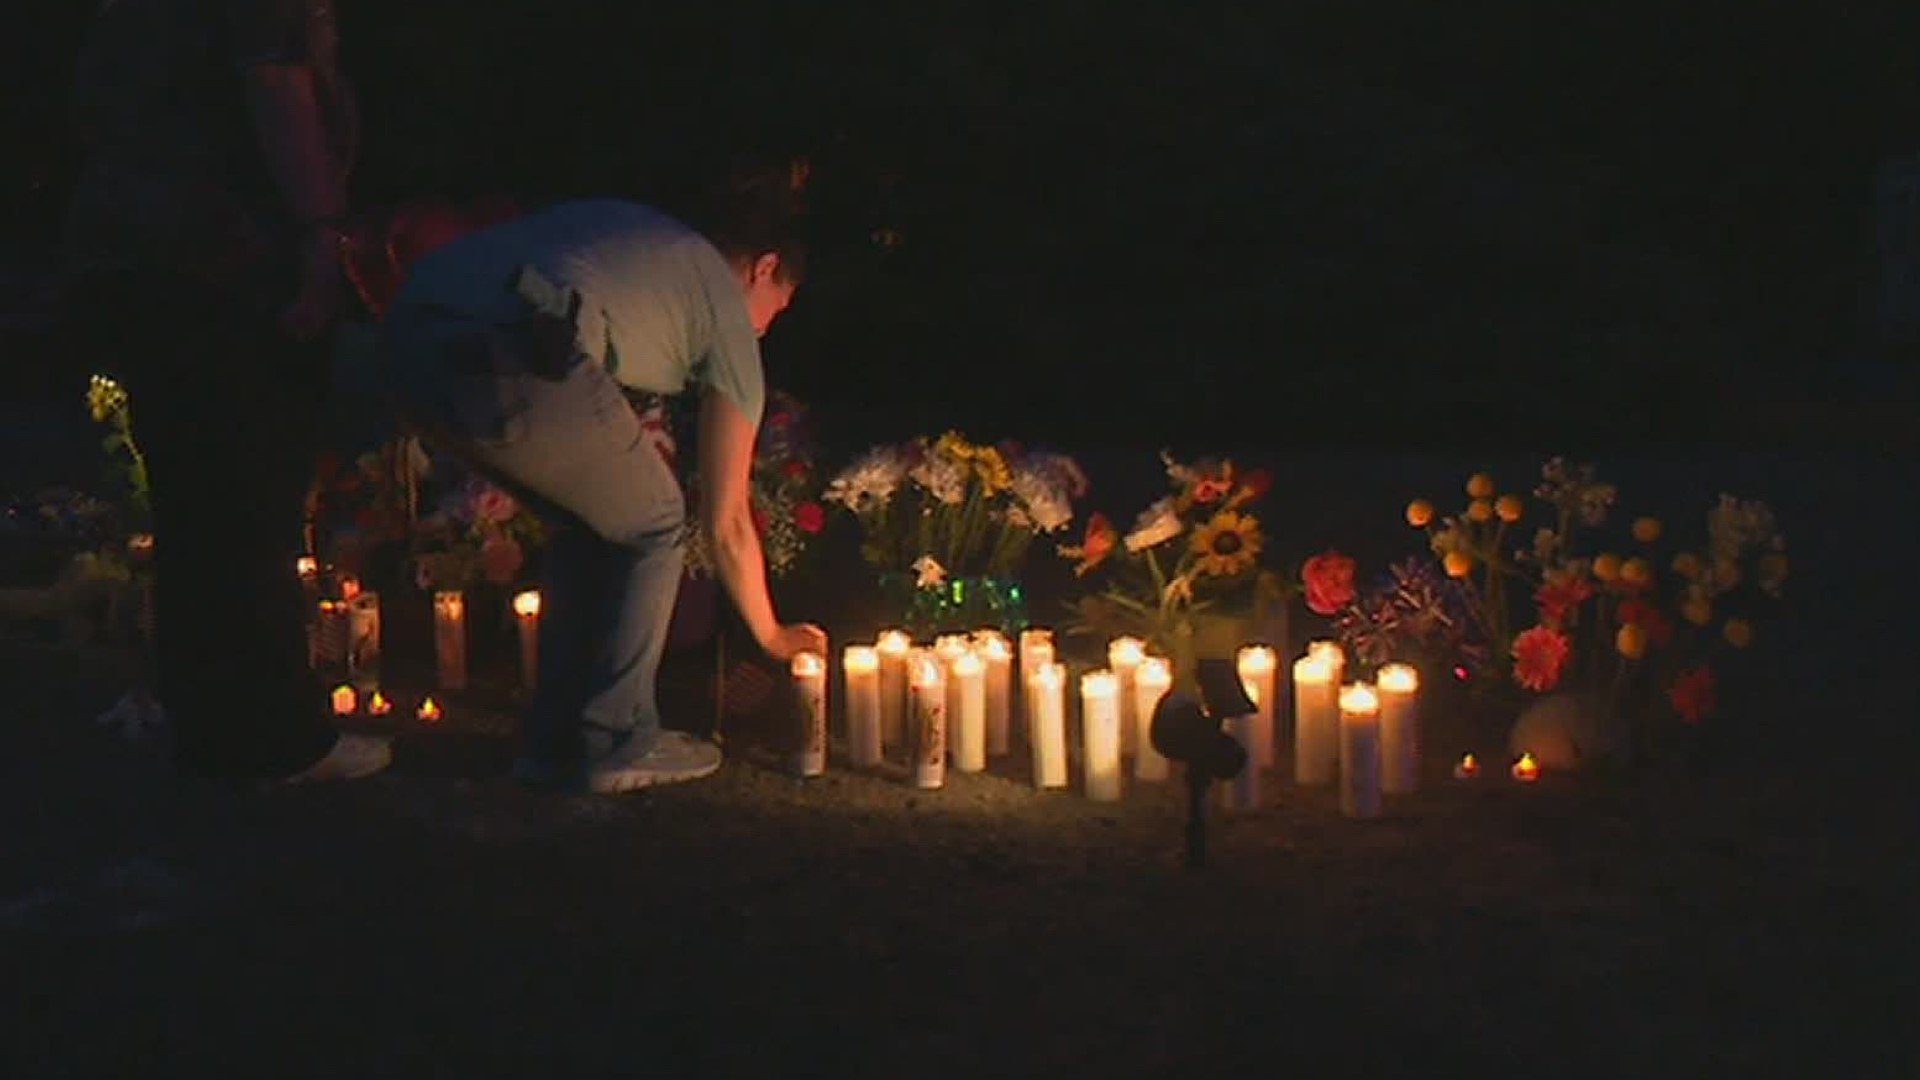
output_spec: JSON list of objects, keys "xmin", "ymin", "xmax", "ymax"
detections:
[{"xmin": 2, "ymin": 624, "xmax": 1911, "ymax": 1079}]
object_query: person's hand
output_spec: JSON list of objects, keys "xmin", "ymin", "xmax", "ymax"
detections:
[
  {"xmin": 282, "ymin": 226, "xmax": 346, "ymax": 340},
  {"xmin": 760, "ymin": 621, "xmax": 828, "ymax": 662}
]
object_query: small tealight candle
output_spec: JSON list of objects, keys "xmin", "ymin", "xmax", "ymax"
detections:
[
  {"xmin": 366, "ymin": 690, "xmax": 393, "ymax": 716},
  {"xmin": 416, "ymin": 696, "xmax": 442, "ymax": 723},
  {"xmin": 791, "ymin": 651, "xmax": 828, "ymax": 777},
  {"xmin": 1080, "ymin": 670, "xmax": 1122, "ymax": 801},
  {"xmin": 876, "ymin": 629, "xmax": 912, "ymax": 753},
  {"xmin": 1107, "ymin": 636, "xmax": 1146, "ymax": 757},
  {"xmin": 1337, "ymin": 682, "xmax": 1383, "ymax": 819},
  {"xmin": 1028, "ymin": 662, "xmax": 1068, "ymax": 789},
  {"xmin": 1512, "ymin": 752, "xmax": 1540, "ymax": 783},
  {"xmin": 949, "ymin": 650, "xmax": 987, "ymax": 772},
  {"xmin": 843, "ymin": 645, "xmax": 883, "ymax": 767},
  {"xmin": 1132, "ymin": 657, "xmax": 1173, "ymax": 781},
  {"xmin": 973, "ymin": 631, "xmax": 1013, "ymax": 756},
  {"xmin": 1376, "ymin": 662, "xmax": 1421, "ymax": 794},
  {"xmin": 1236, "ymin": 644, "xmax": 1278, "ymax": 769},
  {"xmin": 330, "ymin": 683, "xmax": 357, "ymax": 716},
  {"xmin": 512, "ymin": 589, "xmax": 541, "ymax": 688},
  {"xmin": 1453, "ymin": 752, "xmax": 1480, "ymax": 779},
  {"xmin": 909, "ymin": 652, "xmax": 947, "ymax": 789},
  {"xmin": 1292, "ymin": 653, "xmax": 1339, "ymax": 786}
]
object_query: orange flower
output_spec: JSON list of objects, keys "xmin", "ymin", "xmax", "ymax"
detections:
[
  {"xmin": 1405, "ymin": 499, "xmax": 1435, "ymax": 527},
  {"xmin": 1061, "ymin": 512, "xmax": 1118, "ymax": 576},
  {"xmin": 1511, "ymin": 625, "xmax": 1571, "ymax": 692}
]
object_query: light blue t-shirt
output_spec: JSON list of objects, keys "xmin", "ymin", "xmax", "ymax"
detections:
[{"xmin": 393, "ymin": 199, "xmax": 765, "ymax": 424}]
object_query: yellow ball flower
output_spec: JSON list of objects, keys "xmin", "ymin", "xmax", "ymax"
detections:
[
  {"xmin": 1495, "ymin": 494, "xmax": 1524, "ymax": 523},
  {"xmin": 1671, "ymin": 552, "xmax": 1704, "ymax": 580},
  {"xmin": 1443, "ymin": 551, "xmax": 1474, "ymax": 578},
  {"xmin": 1405, "ymin": 499, "xmax": 1435, "ymax": 528},
  {"xmin": 1632, "ymin": 516, "xmax": 1662, "ymax": 543},
  {"xmin": 1466, "ymin": 499, "xmax": 1493, "ymax": 523},
  {"xmin": 1615, "ymin": 622, "xmax": 1647, "ymax": 660},
  {"xmin": 1591, "ymin": 553, "xmax": 1622, "ymax": 582},
  {"xmin": 1466, "ymin": 473, "xmax": 1495, "ymax": 499},
  {"xmin": 1681, "ymin": 595, "xmax": 1713, "ymax": 626},
  {"xmin": 1723, "ymin": 618, "xmax": 1754, "ymax": 648},
  {"xmin": 1619, "ymin": 557, "xmax": 1652, "ymax": 587}
]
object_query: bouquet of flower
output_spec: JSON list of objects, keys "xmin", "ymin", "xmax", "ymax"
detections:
[
  {"xmin": 1328, "ymin": 556, "xmax": 1489, "ymax": 673},
  {"xmin": 1058, "ymin": 451, "xmax": 1285, "ymax": 654},
  {"xmin": 86, "ymin": 374, "xmax": 150, "ymax": 534},
  {"xmin": 1401, "ymin": 458, "xmax": 1788, "ymax": 725},
  {"xmin": 410, "ymin": 461, "xmax": 545, "ymax": 592},
  {"xmin": 679, "ymin": 390, "xmax": 826, "ymax": 579},
  {"xmin": 308, "ymin": 442, "xmax": 422, "ymax": 574},
  {"xmin": 825, "ymin": 431, "xmax": 1084, "ymax": 582}
]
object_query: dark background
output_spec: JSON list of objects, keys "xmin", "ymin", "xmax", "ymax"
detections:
[{"xmin": 6, "ymin": 2, "xmax": 1919, "ymax": 453}]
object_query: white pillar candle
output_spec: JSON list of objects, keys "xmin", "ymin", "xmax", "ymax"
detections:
[
  {"xmin": 1292, "ymin": 653, "xmax": 1339, "ymax": 785},
  {"xmin": 909, "ymin": 652, "xmax": 947, "ymax": 789},
  {"xmin": 1236, "ymin": 644, "xmax": 1278, "ymax": 769},
  {"xmin": 1106, "ymin": 636, "xmax": 1146, "ymax": 757},
  {"xmin": 973, "ymin": 630, "xmax": 1013, "ymax": 756},
  {"xmin": 347, "ymin": 592, "xmax": 383, "ymax": 689},
  {"xmin": 1338, "ymin": 682, "xmax": 1383, "ymax": 819},
  {"xmin": 433, "ymin": 589, "xmax": 467, "ymax": 690},
  {"xmin": 1221, "ymin": 712, "xmax": 1261, "ymax": 811},
  {"xmin": 842, "ymin": 645, "xmax": 884, "ymax": 767},
  {"xmin": 1376, "ymin": 663, "xmax": 1421, "ymax": 794},
  {"xmin": 1079, "ymin": 670, "xmax": 1123, "ymax": 801},
  {"xmin": 1028, "ymin": 661, "xmax": 1068, "ymax": 789},
  {"xmin": 876, "ymin": 628, "xmax": 912, "ymax": 753},
  {"xmin": 934, "ymin": 634, "xmax": 971, "ymax": 757},
  {"xmin": 948, "ymin": 649, "xmax": 987, "ymax": 772},
  {"xmin": 312, "ymin": 599, "xmax": 349, "ymax": 671},
  {"xmin": 1019, "ymin": 630, "xmax": 1055, "ymax": 746},
  {"xmin": 512, "ymin": 589, "xmax": 541, "ymax": 689},
  {"xmin": 1132, "ymin": 657, "xmax": 1173, "ymax": 781},
  {"xmin": 790, "ymin": 651, "xmax": 828, "ymax": 777}
]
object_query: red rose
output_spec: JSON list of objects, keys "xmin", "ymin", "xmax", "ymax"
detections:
[
  {"xmin": 793, "ymin": 501, "xmax": 826, "ymax": 534},
  {"xmin": 1301, "ymin": 550, "xmax": 1357, "ymax": 615}
]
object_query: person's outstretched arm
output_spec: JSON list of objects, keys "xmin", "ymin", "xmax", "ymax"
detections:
[{"xmin": 698, "ymin": 390, "xmax": 826, "ymax": 661}]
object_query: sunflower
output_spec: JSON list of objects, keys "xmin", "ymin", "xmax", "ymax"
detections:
[
  {"xmin": 973, "ymin": 446, "xmax": 1013, "ymax": 493},
  {"xmin": 1189, "ymin": 510, "xmax": 1263, "ymax": 577}
]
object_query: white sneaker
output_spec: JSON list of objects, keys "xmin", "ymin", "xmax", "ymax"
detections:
[
  {"xmin": 285, "ymin": 734, "xmax": 392, "ymax": 784},
  {"xmin": 589, "ymin": 730, "xmax": 721, "ymax": 794}
]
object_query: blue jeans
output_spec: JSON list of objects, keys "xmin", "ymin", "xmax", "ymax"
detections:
[{"xmin": 382, "ymin": 308, "xmax": 686, "ymax": 789}]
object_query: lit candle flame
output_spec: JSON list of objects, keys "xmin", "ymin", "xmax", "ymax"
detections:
[
  {"xmin": 975, "ymin": 634, "xmax": 1011, "ymax": 661},
  {"xmin": 1512, "ymin": 752, "xmax": 1540, "ymax": 782},
  {"xmin": 1338, "ymin": 682, "xmax": 1379, "ymax": 714},
  {"xmin": 1137, "ymin": 657, "xmax": 1172, "ymax": 688},
  {"xmin": 791, "ymin": 651, "xmax": 824, "ymax": 678},
  {"xmin": 296, "ymin": 555, "xmax": 318, "ymax": 577},
  {"xmin": 951, "ymin": 650, "xmax": 984, "ymax": 678},
  {"xmin": 416, "ymin": 696, "xmax": 442, "ymax": 722},
  {"xmin": 911, "ymin": 654, "xmax": 945, "ymax": 687},
  {"xmin": 1454, "ymin": 753, "xmax": 1479, "ymax": 778},
  {"xmin": 1081, "ymin": 669, "xmax": 1118, "ymax": 699},
  {"xmin": 1108, "ymin": 636, "xmax": 1147, "ymax": 666},
  {"xmin": 844, "ymin": 644, "xmax": 879, "ymax": 674},
  {"xmin": 1377, "ymin": 663, "xmax": 1420, "ymax": 693},
  {"xmin": 1307, "ymin": 640, "xmax": 1345, "ymax": 666},
  {"xmin": 1236, "ymin": 644, "xmax": 1277, "ymax": 675},
  {"xmin": 876, "ymin": 629, "xmax": 911, "ymax": 655},
  {"xmin": 1032, "ymin": 662, "xmax": 1064, "ymax": 690},
  {"xmin": 1294, "ymin": 654, "xmax": 1335, "ymax": 684},
  {"xmin": 329, "ymin": 684, "xmax": 357, "ymax": 716},
  {"xmin": 367, "ymin": 691, "xmax": 392, "ymax": 715},
  {"xmin": 512, "ymin": 590, "xmax": 541, "ymax": 618}
]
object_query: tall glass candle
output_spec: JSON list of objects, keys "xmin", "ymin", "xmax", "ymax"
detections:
[
  {"xmin": 1338, "ymin": 682, "xmax": 1383, "ymax": 819},
  {"xmin": 512, "ymin": 589, "xmax": 541, "ymax": 689},
  {"xmin": 1236, "ymin": 644, "xmax": 1278, "ymax": 769},
  {"xmin": 791, "ymin": 650, "xmax": 828, "ymax": 777},
  {"xmin": 1132, "ymin": 657, "xmax": 1173, "ymax": 781},
  {"xmin": 974, "ymin": 630, "xmax": 1013, "ymax": 756},
  {"xmin": 1107, "ymin": 636, "xmax": 1146, "ymax": 757},
  {"xmin": 843, "ymin": 645, "xmax": 883, "ymax": 767},
  {"xmin": 909, "ymin": 652, "xmax": 947, "ymax": 789},
  {"xmin": 1080, "ymin": 670, "xmax": 1122, "ymax": 801},
  {"xmin": 1292, "ymin": 653, "xmax": 1339, "ymax": 785},
  {"xmin": 432, "ymin": 590, "xmax": 467, "ymax": 690},
  {"xmin": 876, "ymin": 628, "xmax": 912, "ymax": 753},
  {"xmin": 948, "ymin": 649, "xmax": 987, "ymax": 773},
  {"xmin": 1028, "ymin": 661, "xmax": 1068, "ymax": 789},
  {"xmin": 1376, "ymin": 663, "xmax": 1421, "ymax": 794}
]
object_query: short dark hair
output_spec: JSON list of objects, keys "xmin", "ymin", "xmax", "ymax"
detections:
[{"xmin": 687, "ymin": 157, "xmax": 809, "ymax": 284}]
